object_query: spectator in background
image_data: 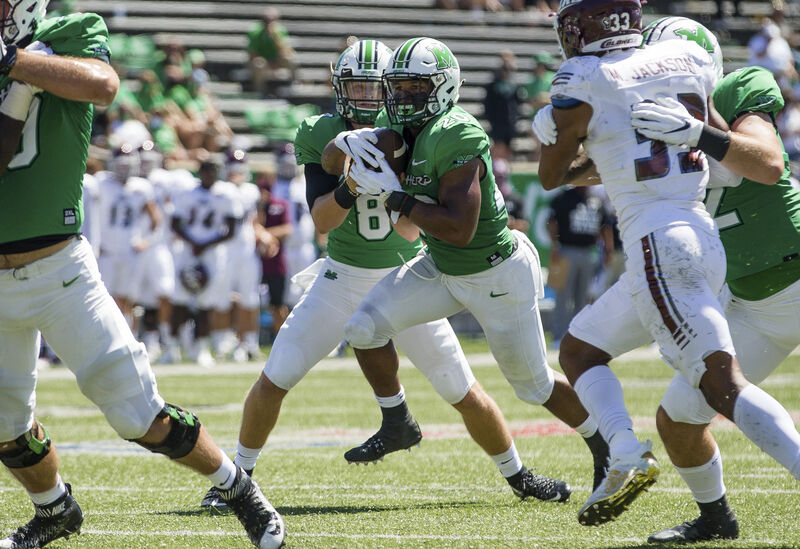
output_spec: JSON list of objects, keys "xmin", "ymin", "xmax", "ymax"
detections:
[
  {"xmin": 254, "ymin": 170, "xmax": 293, "ymax": 340},
  {"xmin": 778, "ymin": 91, "xmax": 800, "ymax": 161},
  {"xmin": 483, "ymin": 50, "xmax": 524, "ymax": 161},
  {"xmin": 247, "ymin": 7, "xmax": 298, "ymax": 97},
  {"xmin": 524, "ymin": 52, "xmax": 556, "ymax": 160},
  {"xmin": 546, "ymin": 186, "xmax": 604, "ymax": 349},
  {"xmin": 716, "ymin": 0, "xmax": 742, "ymax": 16},
  {"xmin": 748, "ymin": 7, "xmax": 798, "ymax": 88},
  {"xmin": 524, "ymin": 52, "xmax": 556, "ymax": 111}
]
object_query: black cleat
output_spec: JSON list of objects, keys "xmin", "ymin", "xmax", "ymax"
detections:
[
  {"xmin": 0, "ymin": 483, "xmax": 83, "ymax": 549},
  {"xmin": 344, "ymin": 416, "xmax": 422, "ymax": 464},
  {"xmin": 648, "ymin": 512, "xmax": 739, "ymax": 543},
  {"xmin": 218, "ymin": 467, "xmax": 285, "ymax": 548},
  {"xmin": 200, "ymin": 485, "xmax": 229, "ymax": 514},
  {"xmin": 509, "ymin": 467, "xmax": 572, "ymax": 503}
]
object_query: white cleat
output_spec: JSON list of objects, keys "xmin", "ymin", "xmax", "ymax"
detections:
[{"xmin": 578, "ymin": 439, "xmax": 659, "ymax": 526}]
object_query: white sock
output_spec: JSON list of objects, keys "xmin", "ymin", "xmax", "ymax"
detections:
[
  {"xmin": 491, "ymin": 443, "xmax": 524, "ymax": 478},
  {"xmin": 244, "ymin": 331, "xmax": 259, "ymax": 352},
  {"xmin": 675, "ymin": 447, "xmax": 726, "ymax": 503},
  {"xmin": 375, "ymin": 385, "xmax": 405, "ymax": 408},
  {"xmin": 733, "ymin": 383, "xmax": 800, "ymax": 480},
  {"xmin": 207, "ymin": 452, "xmax": 238, "ymax": 490},
  {"xmin": 210, "ymin": 330, "xmax": 226, "ymax": 352},
  {"xmin": 28, "ymin": 475, "xmax": 67, "ymax": 506},
  {"xmin": 574, "ymin": 365, "xmax": 640, "ymax": 457},
  {"xmin": 234, "ymin": 443, "xmax": 263, "ymax": 472},
  {"xmin": 574, "ymin": 415, "xmax": 599, "ymax": 438}
]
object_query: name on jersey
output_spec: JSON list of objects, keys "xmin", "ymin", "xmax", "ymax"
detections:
[{"xmin": 604, "ymin": 56, "xmax": 699, "ymax": 81}]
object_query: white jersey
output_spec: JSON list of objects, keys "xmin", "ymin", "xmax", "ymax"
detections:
[
  {"xmin": 97, "ymin": 174, "xmax": 156, "ymax": 255},
  {"xmin": 82, "ymin": 173, "xmax": 101, "ymax": 257},
  {"xmin": 226, "ymin": 181, "xmax": 260, "ymax": 249},
  {"xmin": 171, "ymin": 181, "xmax": 242, "ymax": 244},
  {"xmin": 550, "ymin": 40, "xmax": 719, "ymax": 246}
]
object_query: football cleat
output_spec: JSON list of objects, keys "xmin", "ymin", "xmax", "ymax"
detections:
[
  {"xmin": 0, "ymin": 483, "xmax": 83, "ymax": 549},
  {"xmin": 344, "ymin": 416, "xmax": 422, "ymax": 464},
  {"xmin": 200, "ymin": 485, "xmax": 230, "ymax": 514},
  {"xmin": 510, "ymin": 467, "xmax": 571, "ymax": 503},
  {"xmin": 218, "ymin": 468, "xmax": 285, "ymax": 549},
  {"xmin": 579, "ymin": 440, "xmax": 659, "ymax": 526},
  {"xmin": 648, "ymin": 512, "xmax": 739, "ymax": 543}
]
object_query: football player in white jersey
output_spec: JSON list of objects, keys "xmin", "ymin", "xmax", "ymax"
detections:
[
  {"xmin": 135, "ymin": 142, "xmax": 177, "ymax": 361},
  {"xmin": 97, "ymin": 144, "xmax": 161, "ymax": 326},
  {"xmin": 167, "ymin": 160, "xmax": 242, "ymax": 367},
  {"xmin": 221, "ymin": 150, "xmax": 263, "ymax": 361},
  {"xmin": 538, "ymin": 0, "xmax": 800, "ymax": 528}
]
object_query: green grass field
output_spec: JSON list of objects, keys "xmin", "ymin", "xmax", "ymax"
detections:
[{"xmin": 1, "ymin": 342, "xmax": 799, "ymax": 548}]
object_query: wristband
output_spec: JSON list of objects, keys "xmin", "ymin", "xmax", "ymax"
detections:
[
  {"xmin": 0, "ymin": 82, "xmax": 35, "ymax": 121},
  {"xmin": 386, "ymin": 191, "xmax": 418, "ymax": 218},
  {"xmin": 0, "ymin": 44, "xmax": 18, "ymax": 75},
  {"xmin": 333, "ymin": 182, "xmax": 357, "ymax": 209},
  {"xmin": 696, "ymin": 125, "xmax": 731, "ymax": 162}
]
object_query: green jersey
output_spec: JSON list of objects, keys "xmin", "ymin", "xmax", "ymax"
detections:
[
  {"xmin": 707, "ymin": 66, "xmax": 800, "ymax": 300},
  {"xmin": 0, "ymin": 13, "xmax": 111, "ymax": 245},
  {"xmin": 293, "ymin": 113, "xmax": 423, "ymax": 268},
  {"xmin": 377, "ymin": 106, "xmax": 513, "ymax": 276}
]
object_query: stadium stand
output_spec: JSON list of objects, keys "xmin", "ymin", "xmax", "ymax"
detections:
[{"xmin": 68, "ymin": 0, "xmax": 794, "ymax": 163}]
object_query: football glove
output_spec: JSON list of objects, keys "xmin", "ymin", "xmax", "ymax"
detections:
[
  {"xmin": 630, "ymin": 98, "xmax": 704, "ymax": 147},
  {"xmin": 349, "ymin": 155, "xmax": 403, "ymax": 196},
  {"xmin": 334, "ymin": 128, "xmax": 383, "ymax": 170},
  {"xmin": 532, "ymin": 104, "xmax": 557, "ymax": 146}
]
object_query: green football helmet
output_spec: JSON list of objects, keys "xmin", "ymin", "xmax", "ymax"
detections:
[
  {"xmin": 383, "ymin": 37, "xmax": 461, "ymax": 126},
  {"xmin": 642, "ymin": 16, "xmax": 724, "ymax": 80},
  {"xmin": 331, "ymin": 39, "xmax": 393, "ymax": 125}
]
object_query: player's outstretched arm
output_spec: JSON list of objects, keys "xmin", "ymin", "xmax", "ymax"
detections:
[{"xmin": 7, "ymin": 50, "xmax": 119, "ymax": 106}]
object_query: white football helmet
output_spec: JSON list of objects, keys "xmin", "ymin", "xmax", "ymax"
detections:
[
  {"xmin": 109, "ymin": 143, "xmax": 140, "ymax": 183},
  {"xmin": 642, "ymin": 16, "xmax": 724, "ymax": 80},
  {"xmin": 1, "ymin": 0, "xmax": 49, "ymax": 45},
  {"xmin": 383, "ymin": 37, "xmax": 461, "ymax": 126},
  {"xmin": 331, "ymin": 39, "xmax": 393, "ymax": 125}
]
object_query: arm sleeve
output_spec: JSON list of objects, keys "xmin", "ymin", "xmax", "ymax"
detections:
[{"xmin": 304, "ymin": 162, "xmax": 340, "ymax": 211}]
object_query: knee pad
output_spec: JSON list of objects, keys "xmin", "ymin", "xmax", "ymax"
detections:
[
  {"xmin": 142, "ymin": 308, "xmax": 159, "ymax": 332},
  {"xmin": 132, "ymin": 403, "xmax": 201, "ymax": 459},
  {"xmin": 509, "ymin": 375, "xmax": 554, "ymax": 405},
  {"xmin": 661, "ymin": 375, "xmax": 717, "ymax": 425},
  {"xmin": 344, "ymin": 307, "xmax": 393, "ymax": 349},
  {"xmin": 0, "ymin": 423, "xmax": 51, "ymax": 469}
]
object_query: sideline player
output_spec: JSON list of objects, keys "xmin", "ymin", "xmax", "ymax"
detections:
[
  {"xmin": 537, "ymin": 0, "xmax": 800, "ymax": 528},
  {"xmin": 0, "ymin": 3, "xmax": 283, "ymax": 547},
  {"xmin": 199, "ymin": 39, "xmax": 581, "ymax": 512},
  {"xmin": 337, "ymin": 37, "xmax": 609, "ymax": 496}
]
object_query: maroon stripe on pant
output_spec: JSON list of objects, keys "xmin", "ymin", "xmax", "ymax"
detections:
[{"xmin": 641, "ymin": 234, "xmax": 688, "ymax": 348}]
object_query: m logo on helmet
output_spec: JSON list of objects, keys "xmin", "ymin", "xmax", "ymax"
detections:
[
  {"xmin": 430, "ymin": 44, "xmax": 457, "ymax": 70},
  {"xmin": 675, "ymin": 27, "xmax": 714, "ymax": 53}
]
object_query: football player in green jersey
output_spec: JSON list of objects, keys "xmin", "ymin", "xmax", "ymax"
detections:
[
  {"xmin": 0, "ymin": 2, "xmax": 283, "ymax": 548},
  {"xmin": 338, "ymin": 37, "xmax": 611, "ymax": 495},
  {"xmin": 533, "ymin": 16, "xmax": 800, "ymax": 543},
  {"xmin": 199, "ymin": 39, "xmax": 578, "ymax": 512}
]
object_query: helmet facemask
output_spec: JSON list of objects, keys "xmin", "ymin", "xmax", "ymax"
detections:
[
  {"xmin": 333, "ymin": 73, "xmax": 385, "ymax": 124},
  {"xmin": 383, "ymin": 74, "xmax": 437, "ymax": 126},
  {"xmin": 1, "ymin": 0, "xmax": 49, "ymax": 45}
]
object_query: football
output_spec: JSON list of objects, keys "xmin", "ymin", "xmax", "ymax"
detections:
[{"xmin": 345, "ymin": 127, "xmax": 408, "ymax": 193}]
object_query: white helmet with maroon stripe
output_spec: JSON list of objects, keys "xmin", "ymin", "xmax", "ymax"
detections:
[{"xmin": 1, "ymin": 0, "xmax": 49, "ymax": 45}]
